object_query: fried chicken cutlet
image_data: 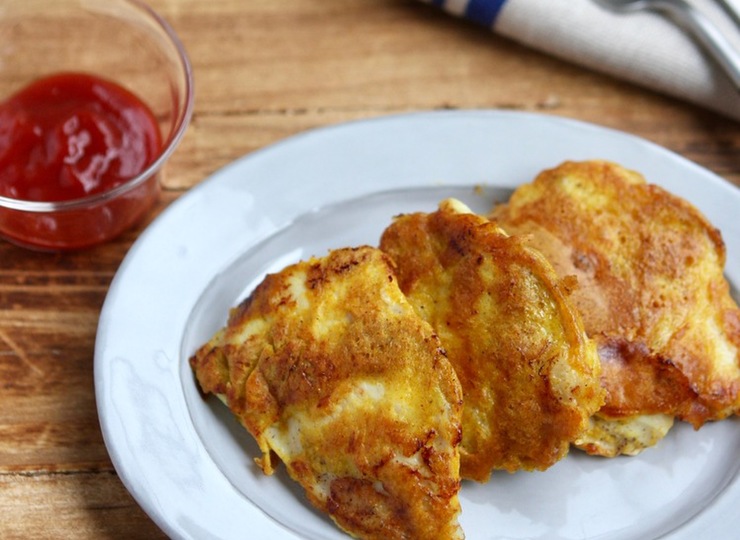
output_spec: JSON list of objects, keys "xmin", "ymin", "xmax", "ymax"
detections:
[
  {"xmin": 190, "ymin": 246, "xmax": 464, "ymax": 540},
  {"xmin": 380, "ymin": 199, "xmax": 605, "ymax": 481},
  {"xmin": 491, "ymin": 160, "xmax": 740, "ymax": 456}
]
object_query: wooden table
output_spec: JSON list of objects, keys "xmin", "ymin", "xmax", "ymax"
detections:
[{"xmin": 1, "ymin": 1, "xmax": 738, "ymax": 538}]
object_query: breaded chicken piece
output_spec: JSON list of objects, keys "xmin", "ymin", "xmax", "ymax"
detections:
[
  {"xmin": 380, "ymin": 199, "xmax": 605, "ymax": 481},
  {"xmin": 577, "ymin": 413, "xmax": 674, "ymax": 457},
  {"xmin": 491, "ymin": 160, "xmax": 740, "ymax": 456},
  {"xmin": 190, "ymin": 246, "xmax": 464, "ymax": 540}
]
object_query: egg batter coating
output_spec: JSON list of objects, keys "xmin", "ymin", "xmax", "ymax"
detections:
[
  {"xmin": 491, "ymin": 160, "xmax": 740, "ymax": 456},
  {"xmin": 380, "ymin": 199, "xmax": 605, "ymax": 481},
  {"xmin": 190, "ymin": 246, "xmax": 464, "ymax": 540}
]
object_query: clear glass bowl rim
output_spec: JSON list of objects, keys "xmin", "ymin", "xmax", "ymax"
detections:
[{"xmin": 0, "ymin": 0, "xmax": 195, "ymax": 213}]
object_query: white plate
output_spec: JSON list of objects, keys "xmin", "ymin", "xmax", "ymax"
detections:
[{"xmin": 95, "ymin": 110, "xmax": 740, "ymax": 540}]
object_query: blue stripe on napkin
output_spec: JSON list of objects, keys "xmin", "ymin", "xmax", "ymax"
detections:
[
  {"xmin": 422, "ymin": 0, "xmax": 508, "ymax": 27},
  {"xmin": 464, "ymin": 0, "xmax": 508, "ymax": 27}
]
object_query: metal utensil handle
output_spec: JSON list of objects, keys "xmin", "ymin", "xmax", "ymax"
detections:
[
  {"xmin": 715, "ymin": 0, "xmax": 740, "ymax": 28},
  {"xmin": 660, "ymin": 0, "xmax": 740, "ymax": 90}
]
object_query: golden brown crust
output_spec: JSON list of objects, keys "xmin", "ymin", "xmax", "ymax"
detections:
[
  {"xmin": 595, "ymin": 337, "xmax": 703, "ymax": 419},
  {"xmin": 190, "ymin": 246, "xmax": 464, "ymax": 540},
  {"xmin": 380, "ymin": 200, "xmax": 604, "ymax": 481},
  {"xmin": 492, "ymin": 160, "xmax": 740, "ymax": 433}
]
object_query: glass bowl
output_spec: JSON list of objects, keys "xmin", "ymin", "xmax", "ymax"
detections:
[{"xmin": 0, "ymin": 0, "xmax": 194, "ymax": 250}]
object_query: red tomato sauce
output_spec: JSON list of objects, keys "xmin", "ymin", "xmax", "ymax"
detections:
[
  {"xmin": 0, "ymin": 72, "xmax": 162, "ymax": 202},
  {"xmin": 0, "ymin": 72, "xmax": 164, "ymax": 250}
]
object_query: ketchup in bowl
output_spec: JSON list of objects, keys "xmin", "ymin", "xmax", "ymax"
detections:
[{"xmin": 0, "ymin": 72, "xmax": 163, "ymax": 250}]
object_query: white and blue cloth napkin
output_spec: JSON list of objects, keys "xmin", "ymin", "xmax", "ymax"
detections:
[{"xmin": 420, "ymin": 0, "xmax": 740, "ymax": 120}]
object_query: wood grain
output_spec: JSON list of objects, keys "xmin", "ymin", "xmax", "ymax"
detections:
[
  {"xmin": 1, "ymin": 0, "xmax": 738, "ymax": 538},
  {"xmin": 0, "ymin": 472, "xmax": 166, "ymax": 539}
]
